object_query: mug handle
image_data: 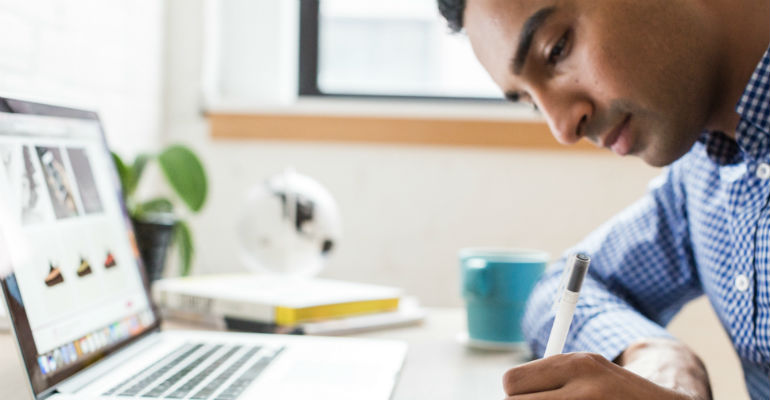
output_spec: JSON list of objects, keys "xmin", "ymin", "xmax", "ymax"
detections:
[{"xmin": 462, "ymin": 258, "xmax": 490, "ymax": 298}]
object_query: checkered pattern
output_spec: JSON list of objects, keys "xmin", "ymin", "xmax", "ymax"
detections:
[{"xmin": 523, "ymin": 46, "xmax": 770, "ymax": 400}]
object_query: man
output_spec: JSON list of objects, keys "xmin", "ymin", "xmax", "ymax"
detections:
[{"xmin": 438, "ymin": 0, "xmax": 769, "ymax": 399}]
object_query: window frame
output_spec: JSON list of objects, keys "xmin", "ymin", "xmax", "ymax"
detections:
[{"xmin": 297, "ymin": 0, "xmax": 504, "ymax": 102}]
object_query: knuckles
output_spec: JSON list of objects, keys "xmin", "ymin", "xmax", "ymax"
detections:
[
  {"xmin": 501, "ymin": 368, "xmax": 520, "ymax": 394},
  {"xmin": 568, "ymin": 352, "xmax": 610, "ymax": 370}
]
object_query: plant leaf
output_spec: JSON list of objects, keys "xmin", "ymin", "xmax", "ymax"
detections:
[
  {"xmin": 157, "ymin": 145, "xmax": 207, "ymax": 212},
  {"xmin": 138, "ymin": 197, "xmax": 174, "ymax": 214},
  {"xmin": 111, "ymin": 152, "xmax": 130, "ymax": 196},
  {"xmin": 174, "ymin": 220, "xmax": 193, "ymax": 276},
  {"xmin": 127, "ymin": 153, "xmax": 152, "ymax": 196}
]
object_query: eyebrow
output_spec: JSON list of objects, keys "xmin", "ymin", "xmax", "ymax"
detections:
[{"xmin": 511, "ymin": 6, "xmax": 557, "ymax": 75}]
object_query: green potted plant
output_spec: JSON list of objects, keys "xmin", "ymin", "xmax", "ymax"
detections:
[{"xmin": 111, "ymin": 144, "xmax": 207, "ymax": 280}]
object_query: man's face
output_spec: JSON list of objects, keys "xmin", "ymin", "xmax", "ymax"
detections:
[{"xmin": 464, "ymin": 0, "xmax": 718, "ymax": 166}]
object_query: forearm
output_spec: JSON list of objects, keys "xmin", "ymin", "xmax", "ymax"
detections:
[
  {"xmin": 523, "ymin": 267, "xmax": 677, "ymax": 360},
  {"xmin": 616, "ymin": 338, "xmax": 712, "ymax": 400}
]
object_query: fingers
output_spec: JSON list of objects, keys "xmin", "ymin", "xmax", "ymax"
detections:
[
  {"xmin": 502, "ymin": 354, "xmax": 568, "ymax": 395},
  {"xmin": 502, "ymin": 352, "xmax": 610, "ymax": 396}
]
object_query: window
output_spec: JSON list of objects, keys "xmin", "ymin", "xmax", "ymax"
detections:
[{"xmin": 299, "ymin": 0, "xmax": 502, "ymax": 100}]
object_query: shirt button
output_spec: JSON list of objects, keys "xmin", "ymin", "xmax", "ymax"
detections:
[
  {"xmin": 734, "ymin": 274, "xmax": 750, "ymax": 292},
  {"xmin": 756, "ymin": 163, "xmax": 770, "ymax": 179}
]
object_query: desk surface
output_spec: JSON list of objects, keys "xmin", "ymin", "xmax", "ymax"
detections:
[
  {"xmin": 0, "ymin": 307, "xmax": 525, "ymax": 400},
  {"xmin": 0, "ymin": 303, "xmax": 750, "ymax": 400}
]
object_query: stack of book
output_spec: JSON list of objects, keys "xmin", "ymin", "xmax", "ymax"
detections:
[{"xmin": 152, "ymin": 274, "xmax": 425, "ymax": 335}]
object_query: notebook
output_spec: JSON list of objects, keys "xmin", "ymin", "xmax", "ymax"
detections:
[{"xmin": 0, "ymin": 96, "xmax": 406, "ymax": 400}]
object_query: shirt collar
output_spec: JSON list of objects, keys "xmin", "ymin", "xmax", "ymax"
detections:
[
  {"xmin": 700, "ymin": 46, "xmax": 770, "ymax": 164},
  {"xmin": 736, "ymin": 46, "xmax": 770, "ymax": 134},
  {"xmin": 698, "ymin": 130, "xmax": 741, "ymax": 165}
]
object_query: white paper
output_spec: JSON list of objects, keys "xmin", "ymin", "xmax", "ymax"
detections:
[{"xmin": 154, "ymin": 274, "xmax": 403, "ymax": 308}]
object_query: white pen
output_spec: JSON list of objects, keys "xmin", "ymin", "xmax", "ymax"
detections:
[{"xmin": 543, "ymin": 253, "xmax": 591, "ymax": 358}]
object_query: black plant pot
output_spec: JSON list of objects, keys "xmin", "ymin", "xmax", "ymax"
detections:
[{"xmin": 132, "ymin": 215, "xmax": 175, "ymax": 282}]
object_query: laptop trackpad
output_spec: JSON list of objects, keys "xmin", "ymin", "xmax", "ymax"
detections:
[{"xmin": 252, "ymin": 342, "xmax": 404, "ymax": 400}]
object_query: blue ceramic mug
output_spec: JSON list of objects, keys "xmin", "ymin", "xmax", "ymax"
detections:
[{"xmin": 459, "ymin": 248, "xmax": 548, "ymax": 344}]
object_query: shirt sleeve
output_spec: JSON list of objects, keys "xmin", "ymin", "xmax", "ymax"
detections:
[{"xmin": 522, "ymin": 160, "xmax": 703, "ymax": 361}]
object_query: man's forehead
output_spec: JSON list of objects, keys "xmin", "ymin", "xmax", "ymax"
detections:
[
  {"xmin": 464, "ymin": 0, "xmax": 539, "ymax": 34},
  {"xmin": 464, "ymin": 0, "xmax": 557, "ymax": 83},
  {"xmin": 465, "ymin": 0, "xmax": 561, "ymax": 26}
]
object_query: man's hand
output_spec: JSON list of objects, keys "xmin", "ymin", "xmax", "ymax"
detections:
[{"xmin": 502, "ymin": 339, "xmax": 712, "ymax": 400}]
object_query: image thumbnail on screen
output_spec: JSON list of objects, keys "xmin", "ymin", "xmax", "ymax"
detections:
[{"xmin": 36, "ymin": 146, "xmax": 78, "ymax": 220}]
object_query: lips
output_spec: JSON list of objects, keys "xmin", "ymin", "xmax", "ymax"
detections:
[{"xmin": 602, "ymin": 114, "xmax": 632, "ymax": 154}]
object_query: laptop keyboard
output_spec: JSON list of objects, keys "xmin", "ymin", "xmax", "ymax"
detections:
[
  {"xmin": 163, "ymin": 346, "xmax": 241, "ymax": 399},
  {"xmin": 103, "ymin": 343, "xmax": 285, "ymax": 399}
]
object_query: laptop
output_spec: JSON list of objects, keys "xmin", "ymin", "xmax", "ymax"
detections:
[{"xmin": 0, "ymin": 97, "xmax": 407, "ymax": 400}]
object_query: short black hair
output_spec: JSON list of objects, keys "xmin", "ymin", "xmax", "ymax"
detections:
[{"xmin": 437, "ymin": 0, "xmax": 466, "ymax": 33}]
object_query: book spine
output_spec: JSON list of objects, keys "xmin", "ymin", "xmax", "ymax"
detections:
[
  {"xmin": 157, "ymin": 291, "xmax": 275, "ymax": 322},
  {"xmin": 274, "ymin": 298, "xmax": 400, "ymax": 326}
]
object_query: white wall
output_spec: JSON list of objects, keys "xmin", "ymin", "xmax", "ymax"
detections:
[
  {"xmin": 0, "ymin": 0, "xmax": 164, "ymax": 155},
  {"xmin": 198, "ymin": 143, "xmax": 662, "ymax": 307}
]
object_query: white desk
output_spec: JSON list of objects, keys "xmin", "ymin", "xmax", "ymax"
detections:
[
  {"xmin": 355, "ymin": 307, "xmax": 528, "ymax": 399},
  {"xmin": 0, "ymin": 308, "xmax": 526, "ymax": 399}
]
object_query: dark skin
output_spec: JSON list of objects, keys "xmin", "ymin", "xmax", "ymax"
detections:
[
  {"xmin": 461, "ymin": 0, "xmax": 770, "ymax": 398},
  {"xmin": 501, "ymin": 340, "xmax": 711, "ymax": 399},
  {"xmin": 465, "ymin": 0, "xmax": 768, "ymax": 165}
]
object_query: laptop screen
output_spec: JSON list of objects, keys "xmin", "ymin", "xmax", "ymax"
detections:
[{"xmin": 0, "ymin": 98, "xmax": 160, "ymax": 397}]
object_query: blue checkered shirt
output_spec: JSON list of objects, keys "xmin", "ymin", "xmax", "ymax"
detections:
[{"xmin": 523, "ymin": 46, "xmax": 770, "ymax": 399}]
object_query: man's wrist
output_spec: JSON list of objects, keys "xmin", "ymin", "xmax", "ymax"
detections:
[{"xmin": 616, "ymin": 338, "xmax": 712, "ymax": 400}]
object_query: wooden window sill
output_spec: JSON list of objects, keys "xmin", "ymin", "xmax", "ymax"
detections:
[{"xmin": 206, "ymin": 99, "xmax": 599, "ymax": 151}]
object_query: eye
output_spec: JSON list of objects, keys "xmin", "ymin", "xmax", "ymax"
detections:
[
  {"xmin": 547, "ymin": 29, "xmax": 571, "ymax": 65},
  {"xmin": 505, "ymin": 91, "xmax": 521, "ymax": 102},
  {"xmin": 504, "ymin": 91, "xmax": 539, "ymax": 111}
]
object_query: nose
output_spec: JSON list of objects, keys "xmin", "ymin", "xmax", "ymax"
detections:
[{"xmin": 535, "ymin": 92, "xmax": 593, "ymax": 146}]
